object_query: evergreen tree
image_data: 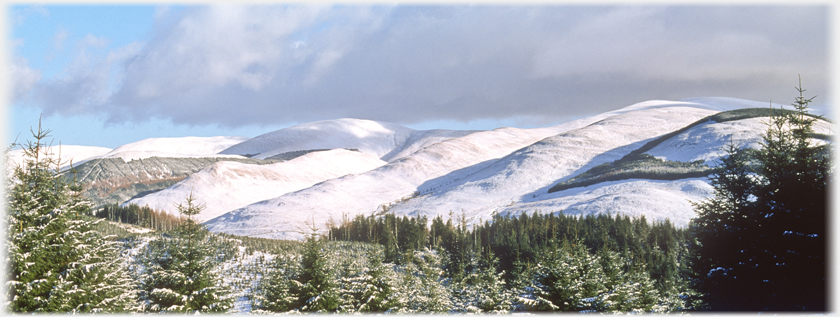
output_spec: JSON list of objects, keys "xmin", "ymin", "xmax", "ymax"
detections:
[
  {"xmin": 389, "ymin": 248, "xmax": 452, "ymax": 313},
  {"xmin": 354, "ymin": 250, "xmax": 396, "ymax": 312},
  {"xmin": 5, "ymin": 122, "xmax": 137, "ymax": 312},
  {"xmin": 690, "ymin": 80, "xmax": 830, "ymax": 311},
  {"xmin": 520, "ymin": 242, "xmax": 607, "ymax": 312},
  {"xmin": 296, "ymin": 231, "xmax": 340, "ymax": 312},
  {"xmin": 253, "ymin": 253, "xmax": 301, "ymax": 312},
  {"xmin": 450, "ymin": 251, "xmax": 517, "ymax": 313},
  {"xmin": 138, "ymin": 193, "xmax": 233, "ymax": 312}
]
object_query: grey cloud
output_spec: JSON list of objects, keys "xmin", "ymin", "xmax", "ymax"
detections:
[{"xmin": 17, "ymin": 5, "xmax": 830, "ymax": 128}]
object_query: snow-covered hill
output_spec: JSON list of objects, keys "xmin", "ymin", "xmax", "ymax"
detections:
[
  {"xmin": 5, "ymin": 144, "xmax": 113, "ymax": 170},
  {"xmin": 99, "ymin": 136, "xmax": 250, "ymax": 161},
  {"xmin": 15, "ymin": 97, "xmax": 830, "ymax": 241},
  {"xmin": 219, "ymin": 118, "xmax": 415, "ymax": 160},
  {"xmin": 385, "ymin": 103, "xmax": 718, "ymax": 225},
  {"xmin": 201, "ymin": 100, "xmax": 703, "ymax": 239},
  {"xmin": 125, "ymin": 149, "xmax": 387, "ymax": 222},
  {"xmin": 202, "ymin": 98, "xmax": 832, "ymax": 239}
]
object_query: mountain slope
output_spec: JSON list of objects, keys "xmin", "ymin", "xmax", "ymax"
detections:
[
  {"xmin": 219, "ymin": 118, "xmax": 415, "ymax": 160},
  {"xmin": 67, "ymin": 156, "xmax": 276, "ymax": 208},
  {"xmin": 202, "ymin": 100, "xmax": 700, "ymax": 239},
  {"xmin": 204, "ymin": 97, "xmax": 834, "ymax": 239},
  {"xmin": 100, "ymin": 136, "xmax": 249, "ymax": 161},
  {"xmin": 500, "ymin": 104, "xmax": 833, "ymax": 226},
  {"xmin": 125, "ymin": 149, "xmax": 387, "ymax": 222},
  {"xmin": 385, "ymin": 102, "xmax": 719, "ymax": 225},
  {"xmin": 6, "ymin": 145, "xmax": 112, "ymax": 171}
]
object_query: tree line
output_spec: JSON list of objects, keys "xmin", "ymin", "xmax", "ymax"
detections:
[
  {"xmin": 94, "ymin": 203, "xmax": 185, "ymax": 231},
  {"xmin": 327, "ymin": 210, "xmax": 691, "ymax": 297}
]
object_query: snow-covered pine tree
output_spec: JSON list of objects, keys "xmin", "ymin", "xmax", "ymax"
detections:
[
  {"xmin": 389, "ymin": 248, "xmax": 451, "ymax": 313},
  {"xmin": 5, "ymin": 122, "xmax": 137, "ymax": 312},
  {"xmin": 252, "ymin": 253, "xmax": 301, "ymax": 313},
  {"xmin": 450, "ymin": 251, "xmax": 517, "ymax": 313},
  {"xmin": 138, "ymin": 193, "xmax": 233, "ymax": 312},
  {"xmin": 355, "ymin": 250, "xmax": 396, "ymax": 312},
  {"xmin": 296, "ymin": 230, "xmax": 340, "ymax": 312},
  {"xmin": 594, "ymin": 249, "xmax": 662, "ymax": 312},
  {"xmin": 519, "ymin": 242, "xmax": 607, "ymax": 312}
]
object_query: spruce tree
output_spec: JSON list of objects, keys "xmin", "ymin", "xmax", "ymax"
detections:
[
  {"xmin": 354, "ymin": 250, "xmax": 396, "ymax": 312},
  {"xmin": 521, "ymin": 242, "xmax": 607, "ymax": 312},
  {"xmin": 296, "ymin": 230, "xmax": 340, "ymax": 312},
  {"xmin": 253, "ymin": 253, "xmax": 301, "ymax": 312},
  {"xmin": 690, "ymin": 80, "xmax": 830, "ymax": 311},
  {"xmin": 138, "ymin": 193, "xmax": 233, "ymax": 312},
  {"xmin": 450, "ymin": 251, "xmax": 516, "ymax": 313},
  {"xmin": 5, "ymin": 122, "xmax": 137, "ymax": 312}
]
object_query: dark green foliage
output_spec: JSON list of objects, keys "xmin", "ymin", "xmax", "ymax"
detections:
[
  {"xmin": 217, "ymin": 232, "xmax": 303, "ymax": 255},
  {"xmin": 549, "ymin": 154, "xmax": 711, "ymax": 192},
  {"xmin": 5, "ymin": 121, "xmax": 136, "ymax": 312},
  {"xmin": 328, "ymin": 213, "xmax": 429, "ymax": 264},
  {"xmin": 520, "ymin": 241, "xmax": 665, "ymax": 312},
  {"xmin": 690, "ymin": 81, "xmax": 830, "ymax": 311},
  {"xmin": 138, "ymin": 194, "xmax": 233, "ymax": 312},
  {"xmin": 295, "ymin": 232, "xmax": 341, "ymax": 312},
  {"xmin": 253, "ymin": 253, "xmax": 301, "ymax": 312},
  {"xmin": 329, "ymin": 210, "xmax": 690, "ymax": 304},
  {"xmin": 351, "ymin": 250, "xmax": 396, "ymax": 312}
]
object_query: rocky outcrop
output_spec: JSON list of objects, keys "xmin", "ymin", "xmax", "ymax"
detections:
[{"xmin": 61, "ymin": 156, "xmax": 276, "ymax": 208}]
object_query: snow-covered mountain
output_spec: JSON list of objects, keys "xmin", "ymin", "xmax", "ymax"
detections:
[
  {"xmin": 125, "ymin": 149, "xmax": 387, "ymax": 222},
  {"xmin": 219, "ymin": 118, "xmax": 479, "ymax": 162},
  {"xmin": 5, "ymin": 144, "xmax": 112, "ymax": 171},
  {"xmin": 202, "ymin": 98, "xmax": 832, "ymax": 239},
  {"xmin": 98, "ymin": 136, "xmax": 250, "ymax": 162},
  {"xmin": 11, "ymin": 97, "xmax": 830, "ymax": 240}
]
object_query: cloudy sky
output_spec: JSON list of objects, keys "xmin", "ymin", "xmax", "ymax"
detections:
[{"xmin": 6, "ymin": 4, "xmax": 832, "ymax": 148}]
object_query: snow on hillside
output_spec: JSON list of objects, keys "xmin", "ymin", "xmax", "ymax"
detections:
[
  {"xmin": 125, "ymin": 149, "xmax": 387, "ymax": 223},
  {"xmin": 204, "ymin": 126, "xmax": 581, "ymax": 238},
  {"xmin": 204, "ymin": 97, "xmax": 824, "ymax": 239},
  {"xmin": 497, "ymin": 102, "xmax": 834, "ymax": 227},
  {"xmin": 203, "ymin": 100, "xmax": 702, "ymax": 239},
  {"xmin": 5, "ymin": 145, "xmax": 112, "ymax": 172},
  {"xmin": 98, "ymin": 136, "xmax": 249, "ymax": 161},
  {"xmin": 509, "ymin": 178, "xmax": 714, "ymax": 226},
  {"xmin": 219, "ymin": 118, "xmax": 416, "ymax": 160},
  {"xmin": 381, "ymin": 129, "xmax": 479, "ymax": 161},
  {"xmin": 646, "ymin": 116, "xmax": 834, "ymax": 163},
  {"xmin": 387, "ymin": 103, "xmax": 718, "ymax": 226}
]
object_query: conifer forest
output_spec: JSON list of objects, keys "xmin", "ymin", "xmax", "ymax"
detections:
[{"xmin": 4, "ymin": 85, "xmax": 831, "ymax": 313}]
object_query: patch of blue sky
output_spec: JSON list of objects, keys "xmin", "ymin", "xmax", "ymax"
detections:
[{"xmin": 10, "ymin": 5, "xmax": 158, "ymax": 80}]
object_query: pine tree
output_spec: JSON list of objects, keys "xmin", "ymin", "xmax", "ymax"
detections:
[
  {"xmin": 354, "ymin": 250, "xmax": 396, "ymax": 312},
  {"xmin": 450, "ymin": 251, "xmax": 517, "ymax": 313},
  {"xmin": 521, "ymin": 242, "xmax": 607, "ymax": 312},
  {"xmin": 138, "ymin": 193, "xmax": 233, "ymax": 312},
  {"xmin": 253, "ymin": 253, "xmax": 301, "ymax": 312},
  {"xmin": 296, "ymin": 231, "xmax": 340, "ymax": 312},
  {"xmin": 690, "ymin": 79, "xmax": 830, "ymax": 311},
  {"xmin": 5, "ymin": 121, "xmax": 137, "ymax": 312}
]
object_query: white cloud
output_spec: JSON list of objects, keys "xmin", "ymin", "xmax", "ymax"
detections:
[{"xmin": 10, "ymin": 56, "xmax": 42, "ymax": 101}]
